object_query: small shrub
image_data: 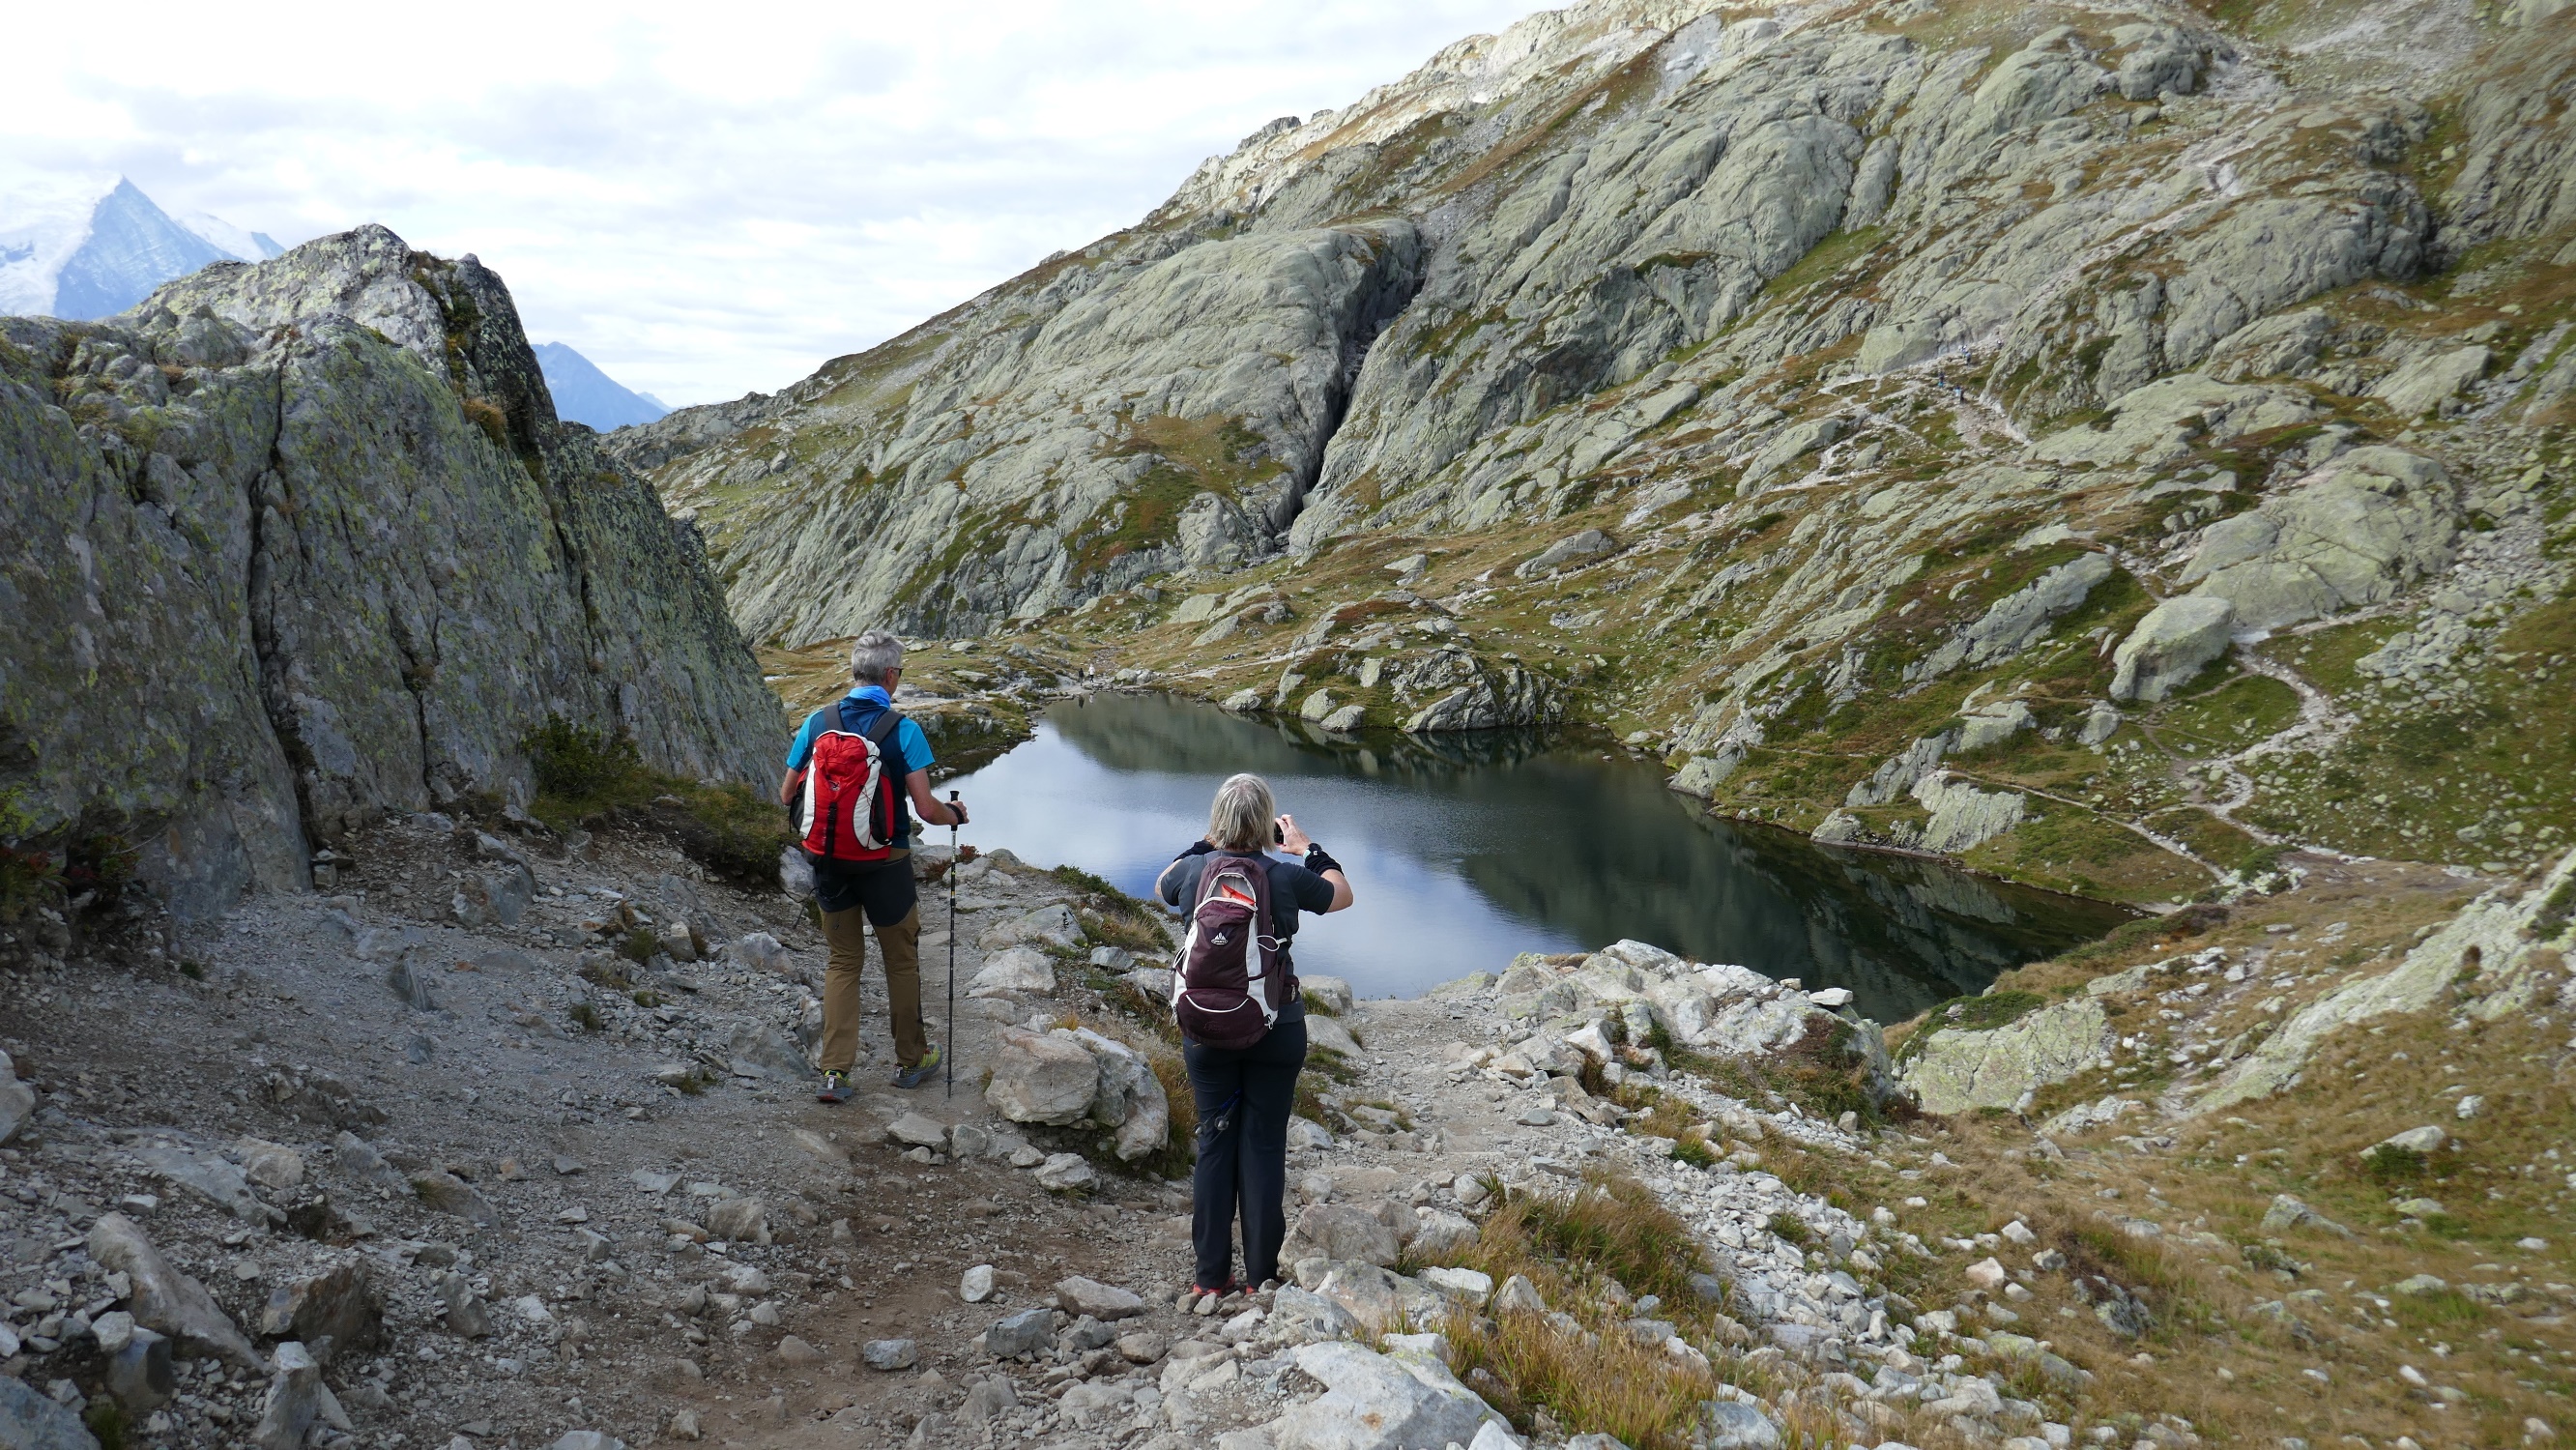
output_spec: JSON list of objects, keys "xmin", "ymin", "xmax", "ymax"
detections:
[
  {"xmin": 1767, "ymin": 1211, "xmax": 1810, "ymax": 1247},
  {"xmin": 2363, "ymin": 1145, "xmax": 2429, "ymax": 1184},
  {"xmin": 1670, "ymin": 1135, "xmax": 1719, "ymax": 1170},
  {"xmin": 525, "ymin": 715, "xmax": 794, "ymax": 889},
  {"xmin": 569, "ymin": 1002, "xmax": 605, "ymax": 1032},
  {"xmin": 0, "ymin": 845, "xmax": 60, "ymax": 921},
  {"xmin": 617, "ymin": 928, "xmax": 659, "ymax": 965}
]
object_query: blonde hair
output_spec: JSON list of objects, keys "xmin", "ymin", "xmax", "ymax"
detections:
[{"xmin": 1207, "ymin": 772, "xmax": 1277, "ymax": 852}]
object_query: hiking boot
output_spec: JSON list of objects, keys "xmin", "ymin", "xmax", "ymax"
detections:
[
  {"xmin": 815, "ymin": 1070, "xmax": 854, "ymax": 1105},
  {"xmin": 891, "ymin": 1047, "xmax": 941, "ymax": 1090}
]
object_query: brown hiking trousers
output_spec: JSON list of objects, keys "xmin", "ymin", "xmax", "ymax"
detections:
[{"xmin": 820, "ymin": 900, "xmax": 926, "ymax": 1071}]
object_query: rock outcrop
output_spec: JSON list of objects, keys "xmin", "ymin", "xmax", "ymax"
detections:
[{"xmin": 1, "ymin": 226, "xmax": 779, "ymax": 918}]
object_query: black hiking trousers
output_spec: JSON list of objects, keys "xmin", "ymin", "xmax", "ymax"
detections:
[{"xmin": 1182, "ymin": 1016, "xmax": 1308, "ymax": 1291}]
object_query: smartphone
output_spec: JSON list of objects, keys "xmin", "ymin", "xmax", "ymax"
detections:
[{"xmin": 1273, "ymin": 822, "xmax": 1286, "ymax": 845}]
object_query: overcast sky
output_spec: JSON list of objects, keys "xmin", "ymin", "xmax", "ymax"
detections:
[{"xmin": 6, "ymin": 0, "xmax": 1554, "ymax": 406}]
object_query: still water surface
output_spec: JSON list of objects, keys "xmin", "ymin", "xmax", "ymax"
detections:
[{"xmin": 941, "ymin": 694, "xmax": 2130, "ymax": 1022}]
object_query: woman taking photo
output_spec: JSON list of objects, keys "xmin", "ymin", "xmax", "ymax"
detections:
[{"xmin": 1155, "ymin": 772, "xmax": 1354, "ymax": 1305}]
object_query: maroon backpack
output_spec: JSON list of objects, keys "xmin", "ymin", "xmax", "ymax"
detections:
[{"xmin": 1172, "ymin": 853, "xmax": 1295, "ymax": 1050}]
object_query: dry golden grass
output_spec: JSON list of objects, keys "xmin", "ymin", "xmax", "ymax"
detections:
[
  {"xmin": 1848, "ymin": 855, "xmax": 2576, "ymax": 1448},
  {"xmin": 1441, "ymin": 1173, "xmax": 1728, "ymax": 1449}
]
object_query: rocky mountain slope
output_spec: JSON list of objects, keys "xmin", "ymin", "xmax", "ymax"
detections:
[
  {"xmin": 1, "ymin": 225, "xmax": 782, "ymax": 922},
  {"xmin": 3, "ymin": 796, "xmax": 2565, "ymax": 1450},
  {"xmin": 619, "ymin": 0, "xmax": 2576, "ymax": 905}
]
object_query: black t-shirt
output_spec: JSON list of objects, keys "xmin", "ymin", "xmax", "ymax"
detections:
[{"xmin": 1154, "ymin": 851, "xmax": 1336, "ymax": 939}]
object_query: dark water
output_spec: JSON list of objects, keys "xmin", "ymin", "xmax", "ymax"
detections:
[{"xmin": 939, "ymin": 693, "xmax": 2132, "ymax": 1021}]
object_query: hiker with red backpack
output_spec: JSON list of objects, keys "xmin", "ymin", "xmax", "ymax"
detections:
[
  {"xmin": 779, "ymin": 631, "xmax": 970, "ymax": 1103},
  {"xmin": 1154, "ymin": 772, "xmax": 1353, "ymax": 1307}
]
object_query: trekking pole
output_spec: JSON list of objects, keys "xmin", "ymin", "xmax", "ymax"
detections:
[{"xmin": 946, "ymin": 790, "xmax": 959, "ymax": 1098}]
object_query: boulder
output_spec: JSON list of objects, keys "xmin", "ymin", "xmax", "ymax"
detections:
[
  {"xmin": 249, "ymin": 1341, "xmax": 324, "ymax": 1450},
  {"xmin": 1283, "ymin": 1204, "xmax": 1401, "ymax": 1268},
  {"xmin": 2178, "ymin": 447, "xmax": 2455, "ymax": 630},
  {"xmin": 133, "ymin": 1142, "xmax": 267, "ymax": 1222},
  {"xmin": 2260, "ymin": 1194, "xmax": 2353, "ymax": 1236},
  {"xmin": 1269, "ymin": 1285, "xmax": 1362, "ymax": 1344},
  {"xmin": 256, "ymin": 1262, "xmax": 385, "ymax": 1362},
  {"xmin": 1302, "ymin": 975, "xmax": 1354, "ymax": 1013},
  {"xmin": 706, "ymin": 1197, "xmax": 769, "ymax": 1242},
  {"xmin": 863, "ymin": 1338, "xmax": 919, "ymax": 1371},
  {"xmin": 968, "ymin": 946, "xmax": 1056, "ymax": 998},
  {"xmin": 236, "ymin": 1138, "xmax": 305, "ymax": 1192},
  {"xmin": 960, "ymin": 1264, "xmax": 997, "ymax": 1303},
  {"xmin": 978, "ymin": 904, "xmax": 1081, "ymax": 951},
  {"xmin": 103, "ymin": 1322, "xmax": 176, "ymax": 1412},
  {"xmin": 1516, "ymin": 528, "xmax": 1617, "ymax": 577},
  {"xmin": 2373, "ymin": 346, "xmax": 2490, "ymax": 418},
  {"xmin": 983, "ymin": 1306, "xmax": 1056, "ymax": 1357},
  {"xmin": 1911, "ymin": 772, "xmax": 2029, "ymax": 855},
  {"xmin": 333, "ymin": 1131, "xmax": 411, "ymax": 1192},
  {"xmin": 1306, "ymin": 1014, "xmax": 1362, "ymax": 1058},
  {"xmin": 87, "ymin": 1213, "xmax": 261, "ymax": 1367},
  {"xmin": 1033, "ymin": 1153, "xmax": 1099, "ymax": 1192},
  {"xmin": 0, "ymin": 1049, "xmax": 34, "ymax": 1146},
  {"xmin": 410, "ymin": 1170, "xmax": 500, "ymax": 1224},
  {"xmin": 0, "ymin": 1375, "xmax": 98, "ymax": 1450},
  {"xmin": 1901, "ymin": 997, "xmax": 2110, "ymax": 1114},
  {"xmin": 1704, "ymin": 1400, "xmax": 1786, "ymax": 1449},
  {"xmin": 2378, "ymin": 1124, "xmax": 2448, "ymax": 1154},
  {"xmin": 1072, "ymin": 1029, "xmax": 1172, "ymax": 1160},
  {"xmin": 1272, "ymin": 1341, "xmax": 1506, "ymax": 1450},
  {"xmin": 1057, "ymin": 1276, "xmax": 1147, "ymax": 1320},
  {"xmin": 1314, "ymin": 1262, "xmax": 1449, "ymax": 1330},
  {"xmin": 884, "ymin": 1113, "xmax": 950, "ymax": 1149},
  {"xmin": 985, "ymin": 1028, "xmax": 1102, "ymax": 1125},
  {"xmin": 2109, "ymin": 596, "xmax": 2235, "ymax": 702}
]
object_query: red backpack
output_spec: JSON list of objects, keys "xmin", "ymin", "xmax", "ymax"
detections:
[
  {"xmin": 1172, "ymin": 853, "xmax": 1295, "ymax": 1050},
  {"xmin": 796, "ymin": 701, "xmax": 906, "ymax": 863}
]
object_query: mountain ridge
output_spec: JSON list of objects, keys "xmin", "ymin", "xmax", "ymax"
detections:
[
  {"xmin": 613, "ymin": 0, "xmax": 2576, "ymax": 905},
  {"xmin": 534, "ymin": 339, "xmax": 672, "ymax": 432},
  {"xmin": 0, "ymin": 173, "xmax": 283, "ymax": 320}
]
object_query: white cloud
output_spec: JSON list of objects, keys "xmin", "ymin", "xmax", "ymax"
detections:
[{"xmin": 3, "ymin": 0, "xmax": 1555, "ymax": 405}]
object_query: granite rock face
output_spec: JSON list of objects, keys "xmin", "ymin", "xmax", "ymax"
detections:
[
  {"xmin": 616, "ymin": 0, "xmax": 2575, "ymax": 879},
  {"xmin": 2, "ymin": 225, "xmax": 779, "ymax": 919}
]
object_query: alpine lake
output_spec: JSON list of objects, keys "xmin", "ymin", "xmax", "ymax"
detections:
[{"xmin": 940, "ymin": 692, "xmax": 2133, "ymax": 1024}]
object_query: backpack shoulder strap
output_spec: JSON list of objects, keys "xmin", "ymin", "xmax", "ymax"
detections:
[{"xmin": 864, "ymin": 708, "xmax": 902, "ymax": 745}]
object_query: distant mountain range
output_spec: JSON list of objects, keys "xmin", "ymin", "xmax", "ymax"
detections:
[
  {"xmin": 533, "ymin": 341, "xmax": 670, "ymax": 432},
  {"xmin": 0, "ymin": 174, "xmax": 282, "ymax": 319}
]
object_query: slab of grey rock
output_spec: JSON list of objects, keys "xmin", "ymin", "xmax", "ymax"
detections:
[
  {"xmin": 983, "ymin": 1306, "xmax": 1056, "ymax": 1358},
  {"xmin": 1056, "ymin": 1275, "xmax": 1146, "ymax": 1320},
  {"xmin": 1033, "ymin": 1153, "xmax": 1099, "ymax": 1192},
  {"xmin": 986, "ymin": 1028, "xmax": 1102, "ymax": 1125},
  {"xmin": 864, "ymin": 1338, "xmax": 919, "ymax": 1371},
  {"xmin": 969, "ymin": 946, "xmax": 1056, "ymax": 998},
  {"xmin": 255, "ymin": 1262, "xmax": 385, "ymax": 1362},
  {"xmin": 2110, "ymin": 596, "xmax": 2236, "ymax": 703},
  {"xmin": 0, "ymin": 1049, "xmax": 37, "ymax": 1146},
  {"xmin": 960, "ymin": 1264, "xmax": 997, "ymax": 1303},
  {"xmin": 885, "ymin": 1112, "xmax": 950, "ymax": 1149},
  {"xmin": 0, "ymin": 1374, "xmax": 99, "ymax": 1450},
  {"xmin": 1283, "ymin": 1204, "xmax": 1401, "ymax": 1268},
  {"xmin": 88, "ymin": 1213, "xmax": 261, "ymax": 1367},
  {"xmin": 1272, "ymin": 1340, "xmax": 1505, "ymax": 1450},
  {"xmin": 249, "ymin": 1341, "xmax": 323, "ymax": 1450},
  {"xmin": 1900, "ymin": 997, "xmax": 2110, "ymax": 1114}
]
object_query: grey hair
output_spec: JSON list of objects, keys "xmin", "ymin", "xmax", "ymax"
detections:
[
  {"xmin": 1208, "ymin": 772, "xmax": 1277, "ymax": 852},
  {"xmin": 849, "ymin": 630, "xmax": 906, "ymax": 684}
]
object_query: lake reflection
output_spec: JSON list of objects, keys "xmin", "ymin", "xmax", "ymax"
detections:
[{"xmin": 938, "ymin": 693, "xmax": 2131, "ymax": 1021}]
